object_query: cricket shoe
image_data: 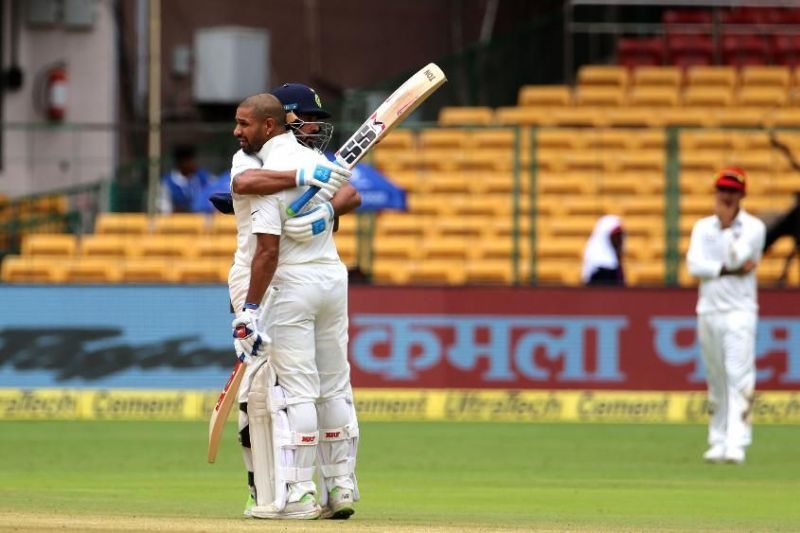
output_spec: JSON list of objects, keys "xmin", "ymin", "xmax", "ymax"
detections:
[
  {"xmin": 251, "ymin": 493, "xmax": 321, "ymax": 520},
  {"xmin": 724, "ymin": 447, "xmax": 745, "ymax": 465},
  {"xmin": 702, "ymin": 444, "xmax": 726, "ymax": 463},
  {"xmin": 321, "ymin": 487, "xmax": 355, "ymax": 520},
  {"xmin": 243, "ymin": 493, "xmax": 256, "ymax": 517}
]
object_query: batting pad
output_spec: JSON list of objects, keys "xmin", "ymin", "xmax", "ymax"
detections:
[{"xmin": 248, "ymin": 362, "xmax": 318, "ymax": 514}]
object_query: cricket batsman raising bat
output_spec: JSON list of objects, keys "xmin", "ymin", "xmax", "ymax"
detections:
[{"xmin": 208, "ymin": 65, "xmax": 446, "ymax": 520}]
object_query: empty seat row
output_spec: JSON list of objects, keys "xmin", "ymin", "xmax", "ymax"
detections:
[{"xmin": 578, "ymin": 65, "xmax": 800, "ymax": 89}]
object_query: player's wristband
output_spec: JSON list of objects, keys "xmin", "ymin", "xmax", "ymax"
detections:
[{"xmin": 243, "ymin": 303, "xmax": 259, "ymax": 311}]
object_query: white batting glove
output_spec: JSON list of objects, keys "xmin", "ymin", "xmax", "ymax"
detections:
[
  {"xmin": 283, "ymin": 201, "xmax": 335, "ymax": 242},
  {"xmin": 295, "ymin": 158, "xmax": 351, "ymax": 197},
  {"xmin": 232, "ymin": 307, "xmax": 271, "ymax": 364}
]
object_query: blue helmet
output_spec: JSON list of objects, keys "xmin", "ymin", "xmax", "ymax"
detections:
[{"xmin": 270, "ymin": 83, "xmax": 331, "ymax": 119}]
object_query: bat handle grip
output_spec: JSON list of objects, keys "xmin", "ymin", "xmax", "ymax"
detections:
[{"xmin": 286, "ymin": 185, "xmax": 320, "ymax": 217}]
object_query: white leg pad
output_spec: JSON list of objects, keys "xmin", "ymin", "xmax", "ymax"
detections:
[
  {"xmin": 248, "ymin": 362, "xmax": 319, "ymax": 515},
  {"xmin": 317, "ymin": 394, "xmax": 360, "ymax": 507}
]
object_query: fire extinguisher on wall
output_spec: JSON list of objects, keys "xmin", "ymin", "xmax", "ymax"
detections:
[
  {"xmin": 37, "ymin": 63, "xmax": 68, "ymax": 122},
  {"xmin": 46, "ymin": 64, "xmax": 68, "ymax": 121}
]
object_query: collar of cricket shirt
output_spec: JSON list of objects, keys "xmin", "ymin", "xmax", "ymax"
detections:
[{"xmin": 256, "ymin": 131, "xmax": 297, "ymax": 161}]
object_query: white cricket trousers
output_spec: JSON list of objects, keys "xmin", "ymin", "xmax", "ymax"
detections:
[
  {"xmin": 697, "ymin": 310, "xmax": 757, "ymax": 450},
  {"xmin": 228, "ymin": 261, "xmax": 351, "ymax": 406}
]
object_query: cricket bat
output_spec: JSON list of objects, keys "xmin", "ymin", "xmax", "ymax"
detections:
[
  {"xmin": 286, "ymin": 62, "xmax": 447, "ymax": 216},
  {"xmin": 207, "ymin": 360, "xmax": 245, "ymax": 463}
]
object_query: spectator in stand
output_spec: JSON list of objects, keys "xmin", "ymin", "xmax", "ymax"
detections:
[
  {"xmin": 581, "ymin": 215, "xmax": 625, "ymax": 286},
  {"xmin": 158, "ymin": 144, "xmax": 212, "ymax": 213}
]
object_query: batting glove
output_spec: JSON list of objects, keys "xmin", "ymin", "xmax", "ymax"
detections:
[
  {"xmin": 295, "ymin": 158, "xmax": 351, "ymax": 197},
  {"xmin": 283, "ymin": 201, "xmax": 335, "ymax": 242},
  {"xmin": 232, "ymin": 307, "xmax": 271, "ymax": 364}
]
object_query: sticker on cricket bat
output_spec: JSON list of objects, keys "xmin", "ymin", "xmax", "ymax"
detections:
[{"xmin": 286, "ymin": 62, "xmax": 447, "ymax": 216}]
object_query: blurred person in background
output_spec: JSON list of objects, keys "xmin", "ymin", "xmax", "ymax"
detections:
[
  {"xmin": 158, "ymin": 144, "xmax": 212, "ymax": 213},
  {"xmin": 581, "ymin": 215, "xmax": 625, "ymax": 286},
  {"xmin": 686, "ymin": 167, "xmax": 766, "ymax": 465}
]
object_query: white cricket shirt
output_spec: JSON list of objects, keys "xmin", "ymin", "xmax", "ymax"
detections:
[
  {"xmin": 229, "ymin": 132, "xmax": 339, "ymax": 269},
  {"xmin": 686, "ymin": 208, "xmax": 766, "ymax": 315}
]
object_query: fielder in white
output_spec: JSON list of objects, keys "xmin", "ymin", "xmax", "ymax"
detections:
[
  {"xmin": 228, "ymin": 92, "xmax": 360, "ymax": 520},
  {"xmin": 686, "ymin": 166, "xmax": 766, "ymax": 465}
]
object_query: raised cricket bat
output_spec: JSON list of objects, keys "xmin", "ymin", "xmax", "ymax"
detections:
[{"xmin": 286, "ymin": 62, "xmax": 447, "ymax": 216}]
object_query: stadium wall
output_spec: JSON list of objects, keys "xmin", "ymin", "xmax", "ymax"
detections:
[{"xmin": 0, "ymin": 285, "xmax": 798, "ymax": 423}]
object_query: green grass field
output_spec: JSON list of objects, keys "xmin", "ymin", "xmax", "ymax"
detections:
[{"xmin": 1, "ymin": 421, "xmax": 799, "ymax": 532}]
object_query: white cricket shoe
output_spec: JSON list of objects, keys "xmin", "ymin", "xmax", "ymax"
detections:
[
  {"xmin": 321, "ymin": 487, "xmax": 355, "ymax": 520},
  {"xmin": 724, "ymin": 447, "xmax": 745, "ymax": 465},
  {"xmin": 703, "ymin": 444, "xmax": 726, "ymax": 463},
  {"xmin": 251, "ymin": 493, "xmax": 321, "ymax": 520}
]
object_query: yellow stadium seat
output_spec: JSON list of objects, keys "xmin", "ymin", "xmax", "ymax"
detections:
[
  {"xmin": 384, "ymin": 170, "xmax": 423, "ymax": 192},
  {"xmin": 574, "ymin": 86, "xmax": 624, "ymax": 107},
  {"xmin": 196, "ymin": 236, "xmax": 236, "ymax": 259},
  {"xmin": 438, "ymin": 107, "xmax": 493, "ymax": 126},
  {"xmin": 518, "ymin": 85, "xmax": 572, "ymax": 106},
  {"xmin": 680, "ymin": 150, "xmax": 725, "ymax": 173},
  {"xmin": 406, "ymin": 260, "xmax": 466, "ymax": 285},
  {"xmin": 153, "ymin": 214, "xmax": 207, "ymax": 235},
  {"xmin": 537, "ymin": 260, "xmax": 582, "ymax": 286},
  {"xmin": 766, "ymin": 235, "xmax": 796, "ymax": 256},
  {"xmin": 376, "ymin": 212, "xmax": 430, "ymax": 237},
  {"xmin": 537, "ymin": 173, "xmax": 597, "ymax": 195},
  {"xmin": 636, "ymin": 129, "xmax": 666, "ymax": 150},
  {"xmin": 714, "ymin": 107, "xmax": 773, "ymax": 128},
  {"xmin": 95, "ymin": 213, "xmax": 150, "ymax": 234},
  {"xmin": 420, "ymin": 238, "xmax": 470, "ymax": 261},
  {"xmin": 582, "ymin": 129, "xmax": 628, "ymax": 150},
  {"xmin": 432, "ymin": 216, "xmax": 488, "ymax": 239},
  {"xmin": 492, "ymin": 216, "xmax": 530, "ymax": 238},
  {"xmin": 537, "ymin": 237, "xmax": 586, "ymax": 260},
  {"xmin": 680, "ymin": 130, "xmax": 736, "ymax": 151},
  {"xmin": 771, "ymin": 174, "xmax": 800, "ymax": 194},
  {"xmin": 119, "ymin": 258, "xmax": 170, "ymax": 283},
  {"xmin": 619, "ymin": 196, "xmax": 665, "ymax": 216},
  {"xmin": 745, "ymin": 195, "xmax": 795, "ymax": 215},
  {"xmin": 426, "ymin": 174, "xmax": 470, "ymax": 195},
  {"xmin": 334, "ymin": 233, "xmax": 357, "ymax": 265},
  {"xmin": 458, "ymin": 150, "xmax": 515, "ymax": 173},
  {"xmin": 209, "ymin": 214, "xmax": 237, "ymax": 235},
  {"xmin": 419, "ymin": 128, "xmax": 469, "ymax": 149},
  {"xmin": 471, "ymin": 128, "xmax": 517, "ymax": 149},
  {"xmin": 686, "ymin": 66, "xmax": 737, "ymax": 88},
  {"xmin": 682, "ymin": 86, "xmax": 733, "ymax": 107},
  {"xmin": 577, "ymin": 65, "xmax": 628, "ymax": 88},
  {"xmin": 604, "ymin": 108, "xmax": 664, "ymax": 128},
  {"xmin": 736, "ymin": 86, "xmax": 788, "ymax": 107},
  {"xmin": 662, "ymin": 108, "xmax": 718, "ymax": 127},
  {"xmin": 138, "ymin": 235, "xmax": 196, "ymax": 259},
  {"xmin": 372, "ymin": 236, "xmax": 421, "ymax": 261},
  {"xmin": 561, "ymin": 196, "xmax": 606, "ymax": 217},
  {"xmin": 476, "ymin": 171, "xmax": 516, "ymax": 195},
  {"xmin": 546, "ymin": 217, "xmax": 596, "ymax": 239},
  {"xmin": 21, "ymin": 234, "xmax": 76, "ymax": 256},
  {"xmin": 80, "ymin": 234, "xmax": 136, "ymax": 258},
  {"xmin": 681, "ymin": 196, "xmax": 713, "ymax": 216},
  {"xmin": 597, "ymin": 176, "xmax": 640, "ymax": 195},
  {"xmin": 407, "ymin": 194, "xmax": 454, "ymax": 216},
  {"xmin": 451, "ymin": 195, "xmax": 508, "ymax": 217},
  {"xmin": 736, "ymin": 131, "xmax": 771, "ymax": 150},
  {"xmin": 625, "ymin": 236, "xmax": 665, "ymax": 262},
  {"xmin": 465, "ymin": 260, "xmax": 513, "ymax": 284},
  {"xmin": 724, "ymin": 150, "xmax": 779, "ymax": 173},
  {"xmin": 626, "ymin": 263, "xmax": 665, "ymax": 286},
  {"xmin": 370, "ymin": 259, "xmax": 410, "ymax": 284},
  {"xmin": 633, "ymin": 66, "xmax": 682, "ymax": 88},
  {"xmin": 495, "ymin": 106, "xmax": 553, "ymax": 126},
  {"xmin": 172, "ymin": 259, "xmax": 227, "ymax": 284},
  {"xmin": 624, "ymin": 216, "xmax": 664, "ymax": 239},
  {"xmin": 472, "ymin": 238, "xmax": 514, "ymax": 261},
  {"xmin": 61, "ymin": 257, "xmax": 122, "ymax": 284},
  {"xmin": 740, "ymin": 66, "xmax": 791, "ymax": 88},
  {"xmin": 764, "ymin": 108, "xmax": 800, "ymax": 127},
  {"xmin": 537, "ymin": 128, "xmax": 584, "ymax": 150},
  {"xmin": 379, "ymin": 129, "xmax": 416, "ymax": 150},
  {"xmin": 1, "ymin": 256, "xmax": 65, "ymax": 283},
  {"xmin": 617, "ymin": 150, "xmax": 665, "ymax": 173},
  {"xmin": 549, "ymin": 107, "xmax": 607, "ymax": 127},
  {"xmin": 627, "ymin": 86, "xmax": 679, "ymax": 107}
]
